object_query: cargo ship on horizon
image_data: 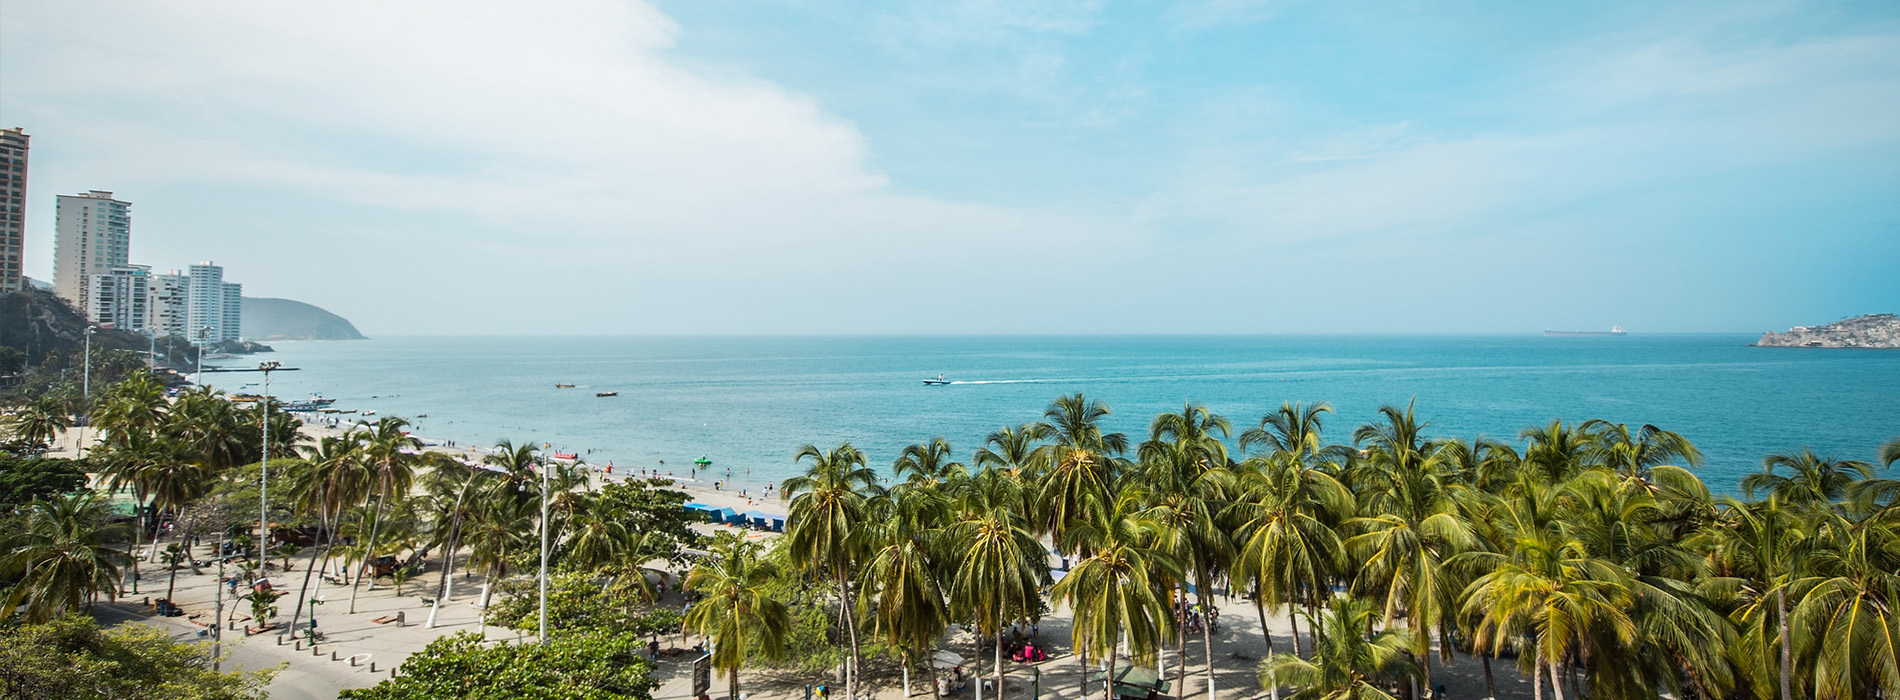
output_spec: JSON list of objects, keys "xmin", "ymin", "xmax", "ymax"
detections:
[{"xmin": 1545, "ymin": 325, "xmax": 1628, "ymax": 337}]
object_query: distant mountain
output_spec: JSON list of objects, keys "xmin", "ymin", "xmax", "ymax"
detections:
[
  {"xmin": 1755, "ymin": 313, "xmax": 1899, "ymax": 349},
  {"xmin": 242, "ymin": 297, "xmax": 366, "ymax": 341}
]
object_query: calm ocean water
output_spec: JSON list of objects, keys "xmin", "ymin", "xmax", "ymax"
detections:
[{"xmin": 208, "ymin": 335, "xmax": 1899, "ymax": 494}]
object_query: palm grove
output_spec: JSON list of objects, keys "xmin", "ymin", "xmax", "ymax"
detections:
[{"xmin": 2, "ymin": 375, "xmax": 1897, "ymax": 700}]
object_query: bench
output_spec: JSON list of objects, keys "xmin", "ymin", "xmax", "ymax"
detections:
[{"xmin": 371, "ymin": 615, "xmax": 401, "ymax": 625}]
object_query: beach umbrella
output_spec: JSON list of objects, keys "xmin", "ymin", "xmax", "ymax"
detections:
[{"xmin": 930, "ymin": 650, "xmax": 965, "ymax": 669}]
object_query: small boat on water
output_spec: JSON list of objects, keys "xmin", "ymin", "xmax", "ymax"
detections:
[
  {"xmin": 556, "ymin": 384, "xmax": 575, "ymax": 388},
  {"xmin": 596, "ymin": 391, "xmax": 619, "ymax": 397},
  {"xmin": 923, "ymin": 374, "xmax": 952, "ymax": 386},
  {"xmin": 362, "ymin": 410, "xmax": 377, "ymax": 416}
]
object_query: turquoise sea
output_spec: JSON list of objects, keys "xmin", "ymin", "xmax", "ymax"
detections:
[{"xmin": 212, "ymin": 335, "xmax": 1899, "ymax": 494}]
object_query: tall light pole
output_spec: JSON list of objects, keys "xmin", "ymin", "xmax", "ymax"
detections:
[
  {"xmin": 538, "ymin": 443, "xmax": 551, "ymax": 643},
  {"xmin": 80, "ymin": 326, "xmax": 96, "ymax": 459},
  {"xmin": 195, "ymin": 326, "xmax": 212, "ymax": 386},
  {"xmin": 258, "ymin": 361, "xmax": 281, "ymax": 577}
]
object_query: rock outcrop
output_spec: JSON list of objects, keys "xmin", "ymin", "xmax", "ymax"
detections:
[{"xmin": 1754, "ymin": 314, "xmax": 1900, "ymax": 349}]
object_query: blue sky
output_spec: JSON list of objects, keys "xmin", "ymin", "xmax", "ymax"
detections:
[{"xmin": 2, "ymin": 0, "xmax": 1895, "ymax": 335}]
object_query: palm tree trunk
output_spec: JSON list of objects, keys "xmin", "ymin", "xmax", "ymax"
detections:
[
  {"xmin": 1482, "ymin": 654, "xmax": 1494, "ymax": 699},
  {"xmin": 349, "ymin": 487, "xmax": 386, "ymax": 614},
  {"xmin": 1533, "ymin": 657, "xmax": 1543, "ymax": 700},
  {"xmin": 731, "ymin": 665, "xmax": 741, "ymax": 700},
  {"xmin": 902, "ymin": 649, "xmax": 912, "ymax": 698},
  {"xmin": 1777, "ymin": 587, "xmax": 1792, "ymax": 700},
  {"xmin": 1548, "ymin": 657, "xmax": 1566, "ymax": 700},
  {"xmin": 287, "ymin": 499, "xmax": 332, "ymax": 638},
  {"xmin": 1252, "ymin": 581, "xmax": 1274, "ymax": 655},
  {"xmin": 1103, "ymin": 640, "xmax": 1116, "ymax": 700},
  {"xmin": 999, "ymin": 622, "xmax": 1011, "ymax": 700},
  {"xmin": 428, "ymin": 481, "xmax": 476, "ymax": 628},
  {"xmin": 1175, "ymin": 585, "xmax": 1187, "ymax": 700},
  {"xmin": 837, "ymin": 570, "xmax": 862, "ymax": 700},
  {"xmin": 1287, "ymin": 604, "xmax": 1302, "ymax": 657}
]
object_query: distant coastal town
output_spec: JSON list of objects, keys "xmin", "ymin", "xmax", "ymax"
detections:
[{"xmin": 1754, "ymin": 313, "xmax": 1900, "ymax": 349}]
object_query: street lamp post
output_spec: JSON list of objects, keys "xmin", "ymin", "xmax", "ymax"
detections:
[
  {"xmin": 258, "ymin": 361, "xmax": 281, "ymax": 580},
  {"xmin": 539, "ymin": 444, "xmax": 551, "ymax": 643},
  {"xmin": 195, "ymin": 326, "xmax": 212, "ymax": 386},
  {"xmin": 80, "ymin": 326, "xmax": 96, "ymax": 459}
]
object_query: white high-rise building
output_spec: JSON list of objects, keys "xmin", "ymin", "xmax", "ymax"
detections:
[
  {"xmin": 186, "ymin": 261, "xmax": 228, "ymax": 344},
  {"xmin": 86, "ymin": 265, "xmax": 150, "ymax": 331},
  {"xmin": 221, "ymin": 282, "xmax": 242, "ymax": 342},
  {"xmin": 53, "ymin": 190, "xmax": 131, "ymax": 312},
  {"xmin": 148, "ymin": 270, "xmax": 189, "ymax": 338}
]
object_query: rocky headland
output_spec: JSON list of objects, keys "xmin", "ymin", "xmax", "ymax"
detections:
[{"xmin": 1754, "ymin": 313, "xmax": 1900, "ymax": 349}]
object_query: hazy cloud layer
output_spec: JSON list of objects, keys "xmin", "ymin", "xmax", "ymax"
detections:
[{"xmin": 2, "ymin": 0, "xmax": 1895, "ymax": 334}]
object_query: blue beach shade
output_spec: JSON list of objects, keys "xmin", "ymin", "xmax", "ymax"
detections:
[
  {"xmin": 709, "ymin": 507, "xmax": 738, "ymax": 523},
  {"xmin": 682, "ymin": 503, "xmax": 712, "ymax": 521}
]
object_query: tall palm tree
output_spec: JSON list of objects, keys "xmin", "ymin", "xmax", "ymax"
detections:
[
  {"xmin": 974, "ymin": 423, "xmax": 1050, "ymax": 481},
  {"xmin": 348, "ymin": 417, "xmax": 421, "ymax": 613},
  {"xmin": 1052, "ymin": 496, "xmax": 1177, "ymax": 700},
  {"xmin": 1132, "ymin": 402, "xmax": 1232, "ymax": 700},
  {"xmin": 947, "ymin": 467, "xmax": 1048, "ymax": 700},
  {"xmin": 684, "ymin": 532, "xmax": 789, "ymax": 700},
  {"xmin": 1229, "ymin": 452, "xmax": 1351, "ymax": 657},
  {"xmin": 462, "ymin": 495, "xmax": 535, "ymax": 616},
  {"xmin": 0, "ymin": 491, "xmax": 133, "ymax": 622},
  {"xmin": 1580, "ymin": 420, "xmax": 1702, "ymax": 485},
  {"xmin": 782, "ymin": 442, "xmax": 883, "ymax": 700},
  {"xmin": 90, "ymin": 372, "xmax": 169, "ymax": 448},
  {"xmin": 285, "ymin": 433, "xmax": 368, "ymax": 637},
  {"xmin": 1258, "ymin": 596, "xmax": 1418, "ymax": 700},
  {"xmin": 560, "ymin": 492, "xmax": 642, "ymax": 571},
  {"xmin": 1457, "ymin": 484, "xmax": 1638, "ymax": 700},
  {"xmin": 861, "ymin": 496, "xmax": 951, "ymax": 699},
  {"xmin": 1037, "ymin": 394, "xmax": 1128, "ymax": 551},
  {"xmin": 1346, "ymin": 403, "xmax": 1474, "ymax": 690}
]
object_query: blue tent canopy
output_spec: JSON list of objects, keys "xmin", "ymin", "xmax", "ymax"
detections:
[{"xmin": 709, "ymin": 507, "xmax": 739, "ymax": 523}]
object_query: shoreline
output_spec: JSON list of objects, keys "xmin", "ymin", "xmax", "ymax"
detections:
[{"xmin": 295, "ymin": 415, "xmax": 790, "ymax": 528}]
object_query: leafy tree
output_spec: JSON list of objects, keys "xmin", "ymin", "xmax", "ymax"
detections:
[
  {"xmin": 0, "ymin": 614, "xmax": 273, "ymax": 700},
  {"xmin": 2, "ymin": 396, "xmax": 71, "ymax": 453},
  {"xmin": 0, "ymin": 491, "xmax": 132, "ymax": 621},
  {"xmin": 683, "ymin": 532, "xmax": 788, "ymax": 700},
  {"xmin": 781, "ymin": 441, "xmax": 881, "ymax": 700},
  {"xmin": 339, "ymin": 630, "xmax": 657, "ymax": 700},
  {"xmin": 0, "ymin": 457, "xmax": 90, "ymax": 508}
]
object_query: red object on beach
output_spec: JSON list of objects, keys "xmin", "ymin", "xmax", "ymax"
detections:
[{"xmin": 551, "ymin": 452, "xmax": 579, "ymax": 460}]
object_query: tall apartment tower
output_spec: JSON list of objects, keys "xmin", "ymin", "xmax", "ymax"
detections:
[
  {"xmin": 221, "ymin": 282, "xmax": 242, "ymax": 341},
  {"xmin": 54, "ymin": 190, "xmax": 132, "ymax": 312},
  {"xmin": 186, "ymin": 261, "xmax": 244, "ymax": 344},
  {"xmin": 0, "ymin": 128, "xmax": 27, "ymax": 293},
  {"xmin": 87, "ymin": 265, "xmax": 150, "ymax": 330},
  {"xmin": 148, "ymin": 270, "xmax": 189, "ymax": 338}
]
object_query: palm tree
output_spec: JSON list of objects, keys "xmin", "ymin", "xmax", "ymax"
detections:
[
  {"xmin": 974, "ymin": 423, "xmax": 1050, "ymax": 481},
  {"xmin": 3, "ymin": 395, "xmax": 72, "ymax": 451},
  {"xmin": 782, "ymin": 442, "xmax": 883, "ymax": 700},
  {"xmin": 161, "ymin": 542, "xmax": 188, "ymax": 602},
  {"xmin": 1037, "ymin": 394, "xmax": 1128, "ymax": 551},
  {"xmin": 1258, "ymin": 596, "xmax": 1418, "ymax": 700},
  {"xmin": 862, "ymin": 498, "xmax": 951, "ymax": 699},
  {"xmin": 684, "ymin": 532, "xmax": 789, "ymax": 700},
  {"xmin": 90, "ymin": 372, "xmax": 169, "ymax": 448},
  {"xmin": 1052, "ymin": 496, "xmax": 1177, "ymax": 700},
  {"xmin": 1580, "ymin": 420, "xmax": 1702, "ymax": 484},
  {"xmin": 348, "ymin": 417, "xmax": 421, "ymax": 613},
  {"xmin": 947, "ymin": 467, "xmax": 1048, "ymax": 700},
  {"xmin": 0, "ymin": 492, "xmax": 133, "ymax": 622},
  {"xmin": 1456, "ymin": 483, "xmax": 1638, "ymax": 700},
  {"xmin": 1132, "ymin": 402, "xmax": 1232, "ymax": 700},
  {"xmin": 462, "ymin": 496, "xmax": 535, "ymax": 615},
  {"xmin": 1743, "ymin": 450, "xmax": 1873, "ymax": 509},
  {"xmin": 1346, "ymin": 403, "xmax": 1474, "ymax": 690},
  {"xmin": 560, "ymin": 493, "xmax": 642, "ymax": 571},
  {"xmin": 1786, "ymin": 511, "xmax": 1900, "ymax": 700},
  {"xmin": 285, "ymin": 433, "xmax": 367, "ymax": 638},
  {"xmin": 1229, "ymin": 452, "xmax": 1351, "ymax": 658},
  {"xmin": 895, "ymin": 437, "xmax": 966, "ymax": 487}
]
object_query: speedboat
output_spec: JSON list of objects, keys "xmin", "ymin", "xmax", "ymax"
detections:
[
  {"xmin": 596, "ymin": 391, "xmax": 619, "ymax": 397},
  {"xmin": 923, "ymin": 374, "xmax": 952, "ymax": 386},
  {"xmin": 555, "ymin": 383, "xmax": 575, "ymax": 388}
]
